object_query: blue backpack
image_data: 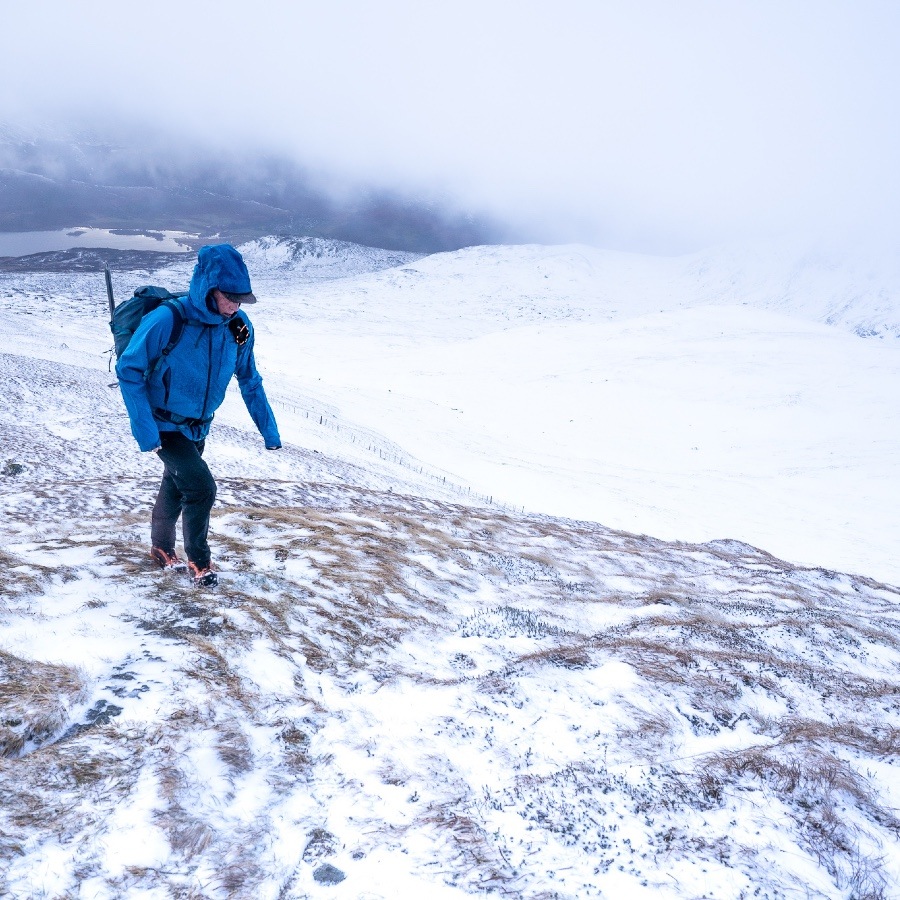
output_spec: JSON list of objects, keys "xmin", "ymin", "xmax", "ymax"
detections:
[{"xmin": 109, "ymin": 285, "xmax": 188, "ymax": 361}]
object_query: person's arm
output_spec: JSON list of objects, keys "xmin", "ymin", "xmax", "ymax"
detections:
[
  {"xmin": 234, "ymin": 315, "xmax": 282, "ymax": 449},
  {"xmin": 115, "ymin": 308, "xmax": 173, "ymax": 451}
]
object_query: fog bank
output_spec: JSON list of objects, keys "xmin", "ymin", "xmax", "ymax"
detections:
[{"xmin": 3, "ymin": 1, "xmax": 899, "ymax": 251}]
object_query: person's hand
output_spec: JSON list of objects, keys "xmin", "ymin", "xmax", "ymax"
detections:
[{"xmin": 146, "ymin": 446, "xmax": 162, "ymax": 453}]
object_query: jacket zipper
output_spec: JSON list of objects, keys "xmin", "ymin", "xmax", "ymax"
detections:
[{"xmin": 200, "ymin": 325, "xmax": 214, "ymax": 421}]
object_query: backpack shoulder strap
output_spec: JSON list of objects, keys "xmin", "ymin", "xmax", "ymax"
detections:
[
  {"xmin": 143, "ymin": 299, "xmax": 187, "ymax": 377},
  {"xmin": 160, "ymin": 298, "xmax": 186, "ymax": 357}
]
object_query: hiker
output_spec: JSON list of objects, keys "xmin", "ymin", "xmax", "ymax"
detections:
[{"xmin": 116, "ymin": 243, "xmax": 281, "ymax": 586}]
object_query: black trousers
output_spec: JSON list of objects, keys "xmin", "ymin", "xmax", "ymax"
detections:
[{"xmin": 151, "ymin": 431, "xmax": 216, "ymax": 568}]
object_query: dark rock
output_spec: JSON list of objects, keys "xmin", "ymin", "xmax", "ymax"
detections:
[{"xmin": 313, "ymin": 864, "xmax": 346, "ymax": 886}]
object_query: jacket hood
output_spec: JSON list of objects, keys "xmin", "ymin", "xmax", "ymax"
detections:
[{"xmin": 186, "ymin": 244, "xmax": 254, "ymax": 323}]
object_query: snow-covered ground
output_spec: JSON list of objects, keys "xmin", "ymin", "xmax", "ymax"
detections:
[
  {"xmin": 1, "ymin": 236, "xmax": 899, "ymax": 898},
  {"xmin": 246, "ymin": 239, "xmax": 900, "ymax": 585}
]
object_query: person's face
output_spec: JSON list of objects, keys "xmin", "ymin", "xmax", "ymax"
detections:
[{"xmin": 212, "ymin": 289, "xmax": 241, "ymax": 316}]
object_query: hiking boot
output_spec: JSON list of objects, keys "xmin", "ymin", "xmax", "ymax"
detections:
[
  {"xmin": 150, "ymin": 547, "xmax": 187, "ymax": 571},
  {"xmin": 188, "ymin": 561, "xmax": 218, "ymax": 588}
]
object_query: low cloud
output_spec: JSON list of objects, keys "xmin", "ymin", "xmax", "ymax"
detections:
[{"xmin": 3, "ymin": 0, "xmax": 899, "ymax": 251}]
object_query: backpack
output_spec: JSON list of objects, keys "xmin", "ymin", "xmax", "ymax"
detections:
[{"xmin": 110, "ymin": 285, "xmax": 188, "ymax": 360}]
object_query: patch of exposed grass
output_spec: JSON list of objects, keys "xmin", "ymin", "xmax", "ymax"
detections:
[
  {"xmin": 693, "ymin": 743, "xmax": 898, "ymax": 896},
  {"xmin": 0, "ymin": 650, "xmax": 88, "ymax": 758}
]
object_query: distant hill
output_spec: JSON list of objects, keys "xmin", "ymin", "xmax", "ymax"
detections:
[
  {"xmin": 0, "ymin": 124, "xmax": 498, "ymax": 253},
  {"xmin": 0, "ymin": 236, "xmax": 422, "ymax": 279},
  {"xmin": 0, "ymin": 246, "xmax": 191, "ymax": 272}
]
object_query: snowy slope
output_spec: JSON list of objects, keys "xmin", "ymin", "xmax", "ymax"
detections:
[
  {"xmin": 236, "ymin": 240, "xmax": 900, "ymax": 584},
  {"xmin": 237, "ymin": 236, "xmax": 423, "ymax": 281},
  {"xmin": 1, "ymin": 237, "xmax": 899, "ymax": 899},
  {"xmin": 2, "ymin": 236, "xmax": 898, "ymax": 580},
  {"xmin": 286, "ymin": 305, "xmax": 900, "ymax": 586},
  {"xmin": 2, "ymin": 473, "xmax": 899, "ymax": 899},
  {"xmin": 2, "ymin": 235, "xmax": 898, "ymax": 580}
]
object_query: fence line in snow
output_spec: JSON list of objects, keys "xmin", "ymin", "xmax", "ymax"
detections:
[{"xmin": 268, "ymin": 396, "xmax": 523, "ymax": 514}]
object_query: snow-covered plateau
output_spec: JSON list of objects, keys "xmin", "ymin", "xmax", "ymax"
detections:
[{"xmin": 0, "ymin": 236, "xmax": 898, "ymax": 899}]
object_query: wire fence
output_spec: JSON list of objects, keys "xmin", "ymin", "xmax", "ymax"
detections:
[{"xmin": 267, "ymin": 395, "xmax": 523, "ymax": 513}]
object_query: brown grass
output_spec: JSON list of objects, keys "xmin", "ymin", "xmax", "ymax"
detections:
[
  {"xmin": 3, "ymin": 469, "xmax": 900, "ymax": 896},
  {"xmin": 0, "ymin": 650, "xmax": 88, "ymax": 758}
]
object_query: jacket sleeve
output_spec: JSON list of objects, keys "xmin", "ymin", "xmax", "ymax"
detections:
[
  {"xmin": 235, "ymin": 317, "xmax": 281, "ymax": 447},
  {"xmin": 115, "ymin": 308, "xmax": 173, "ymax": 451}
]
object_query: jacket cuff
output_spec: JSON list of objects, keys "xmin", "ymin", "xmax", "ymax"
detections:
[{"xmin": 138, "ymin": 431, "xmax": 162, "ymax": 452}]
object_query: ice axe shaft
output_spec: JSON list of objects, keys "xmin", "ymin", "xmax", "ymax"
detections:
[{"xmin": 104, "ymin": 266, "xmax": 115, "ymax": 323}]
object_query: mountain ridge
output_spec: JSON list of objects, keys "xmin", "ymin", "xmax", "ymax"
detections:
[{"xmin": 0, "ymin": 126, "xmax": 499, "ymax": 252}]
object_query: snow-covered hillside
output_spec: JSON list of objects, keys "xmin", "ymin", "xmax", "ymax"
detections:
[
  {"xmin": 1, "ymin": 237, "xmax": 899, "ymax": 899},
  {"xmin": 3, "ymin": 234, "xmax": 898, "ymax": 582},
  {"xmin": 240, "ymin": 238, "xmax": 900, "ymax": 585},
  {"xmin": 237, "ymin": 236, "xmax": 423, "ymax": 281}
]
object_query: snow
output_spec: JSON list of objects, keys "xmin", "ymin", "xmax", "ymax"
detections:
[
  {"xmin": 1, "ymin": 235, "xmax": 899, "ymax": 898},
  {"xmin": 229, "ymin": 239, "xmax": 899, "ymax": 583},
  {"xmin": 290, "ymin": 303, "xmax": 899, "ymax": 583}
]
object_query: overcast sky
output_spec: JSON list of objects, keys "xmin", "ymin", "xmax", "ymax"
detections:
[{"xmin": 2, "ymin": 0, "xmax": 899, "ymax": 251}]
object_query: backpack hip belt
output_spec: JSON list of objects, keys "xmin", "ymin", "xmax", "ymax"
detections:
[{"xmin": 153, "ymin": 408, "xmax": 214, "ymax": 429}]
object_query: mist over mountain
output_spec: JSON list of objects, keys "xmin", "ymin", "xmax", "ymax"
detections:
[
  {"xmin": 0, "ymin": 123, "xmax": 500, "ymax": 252},
  {"xmin": 3, "ymin": 4, "xmax": 900, "ymax": 257}
]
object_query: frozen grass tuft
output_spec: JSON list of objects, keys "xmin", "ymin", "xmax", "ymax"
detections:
[{"xmin": 0, "ymin": 650, "xmax": 88, "ymax": 758}]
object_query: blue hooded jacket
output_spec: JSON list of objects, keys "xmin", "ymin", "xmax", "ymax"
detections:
[{"xmin": 116, "ymin": 244, "xmax": 281, "ymax": 452}]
